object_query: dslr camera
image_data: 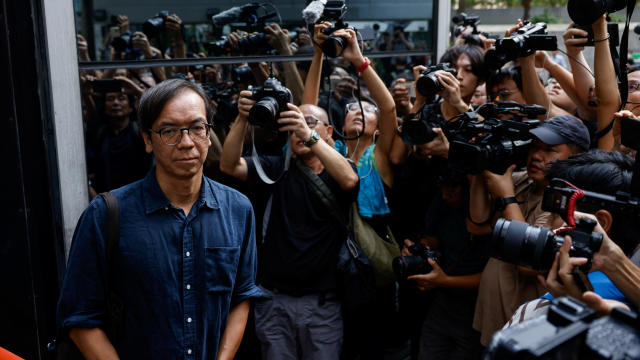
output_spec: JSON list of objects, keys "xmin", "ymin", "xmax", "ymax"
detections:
[
  {"xmin": 484, "ymin": 296, "xmax": 640, "ymax": 360},
  {"xmin": 398, "ymin": 106, "xmax": 448, "ymax": 146},
  {"xmin": 248, "ymin": 77, "xmax": 293, "ymax": 129},
  {"xmin": 485, "ymin": 21, "xmax": 557, "ymax": 70},
  {"xmin": 143, "ymin": 11, "xmax": 170, "ymax": 38},
  {"xmin": 319, "ymin": 0, "xmax": 353, "ymax": 58},
  {"xmin": 568, "ymin": 0, "xmax": 629, "ymax": 27},
  {"xmin": 392, "ymin": 243, "xmax": 441, "ymax": 280},
  {"xmin": 206, "ymin": 33, "xmax": 272, "ymax": 56},
  {"xmin": 416, "ymin": 63, "xmax": 458, "ymax": 99}
]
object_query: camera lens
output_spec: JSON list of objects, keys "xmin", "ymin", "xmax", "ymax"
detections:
[
  {"xmin": 111, "ymin": 32, "xmax": 131, "ymax": 53},
  {"xmin": 392, "ymin": 256, "xmax": 433, "ymax": 280},
  {"xmin": 416, "ymin": 73, "xmax": 442, "ymax": 98},
  {"xmin": 492, "ymin": 219, "xmax": 556, "ymax": 271},
  {"xmin": 249, "ymin": 97, "xmax": 279, "ymax": 128},
  {"xmin": 322, "ymin": 36, "xmax": 345, "ymax": 58},
  {"xmin": 143, "ymin": 16, "xmax": 164, "ymax": 38}
]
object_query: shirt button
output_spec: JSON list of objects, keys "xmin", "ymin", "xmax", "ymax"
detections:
[
  {"xmin": 187, "ymin": 317, "xmax": 192, "ymax": 323},
  {"xmin": 187, "ymin": 349, "xmax": 192, "ymax": 354},
  {"xmin": 186, "ymin": 284, "xmax": 191, "ymax": 290},
  {"xmin": 186, "ymin": 251, "xmax": 191, "ymax": 257}
]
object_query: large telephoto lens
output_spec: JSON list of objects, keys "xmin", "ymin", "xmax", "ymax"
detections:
[
  {"xmin": 416, "ymin": 73, "xmax": 442, "ymax": 98},
  {"xmin": 392, "ymin": 256, "xmax": 433, "ymax": 280},
  {"xmin": 249, "ymin": 97, "xmax": 279, "ymax": 128},
  {"xmin": 491, "ymin": 218, "xmax": 557, "ymax": 271},
  {"xmin": 322, "ymin": 36, "xmax": 345, "ymax": 58}
]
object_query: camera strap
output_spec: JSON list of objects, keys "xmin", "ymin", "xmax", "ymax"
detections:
[{"xmin": 250, "ymin": 127, "xmax": 292, "ymax": 185}]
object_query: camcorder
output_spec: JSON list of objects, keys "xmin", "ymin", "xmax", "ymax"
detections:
[
  {"xmin": 568, "ymin": 0, "xmax": 630, "ymax": 27},
  {"xmin": 319, "ymin": 0, "xmax": 353, "ymax": 58},
  {"xmin": 447, "ymin": 102, "xmax": 545, "ymax": 174},
  {"xmin": 485, "ymin": 21, "xmax": 557, "ymax": 71},
  {"xmin": 416, "ymin": 63, "xmax": 458, "ymax": 99},
  {"xmin": 452, "ymin": 13, "xmax": 498, "ymax": 48},
  {"xmin": 392, "ymin": 243, "xmax": 441, "ymax": 280},
  {"xmin": 484, "ymin": 296, "xmax": 640, "ymax": 360},
  {"xmin": 210, "ymin": 3, "xmax": 277, "ymax": 31},
  {"xmin": 206, "ymin": 33, "xmax": 272, "ymax": 56},
  {"xmin": 248, "ymin": 76, "xmax": 293, "ymax": 129},
  {"xmin": 573, "ymin": 23, "xmax": 620, "ymax": 47}
]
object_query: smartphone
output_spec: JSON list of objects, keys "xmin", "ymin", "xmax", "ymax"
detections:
[
  {"xmin": 572, "ymin": 23, "xmax": 619, "ymax": 47},
  {"xmin": 91, "ymin": 79, "xmax": 123, "ymax": 93}
]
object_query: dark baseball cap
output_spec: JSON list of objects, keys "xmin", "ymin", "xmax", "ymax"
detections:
[{"xmin": 530, "ymin": 115, "xmax": 590, "ymax": 151}]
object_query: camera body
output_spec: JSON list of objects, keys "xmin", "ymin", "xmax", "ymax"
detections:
[
  {"xmin": 248, "ymin": 77, "xmax": 293, "ymax": 129},
  {"xmin": 398, "ymin": 105, "xmax": 447, "ymax": 146},
  {"xmin": 568, "ymin": 0, "xmax": 629, "ymax": 27},
  {"xmin": 319, "ymin": 0, "xmax": 352, "ymax": 58},
  {"xmin": 485, "ymin": 21, "xmax": 557, "ymax": 70},
  {"xmin": 143, "ymin": 11, "xmax": 170, "ymax": 38},
  {"xmin": 416, "ymin": 63, "xmax": 458, "ymax": 98},
  {"xmin": 484, "ymin": 296, "xmax": 640, "ymax": 360},
  {"xmin": 572, "ymin": 23, "xmax": 620, "ymax": 47},
  {"xmin": 392, "ymin": 243, "xmax": 441, "ymax": 280},
  {"xmin": 447, "ymin": 109, "xmax": 540, "ymax": 174},
  {"xmin": 492, "ymin": 217, "xmax": 603, "ymax": 272}
]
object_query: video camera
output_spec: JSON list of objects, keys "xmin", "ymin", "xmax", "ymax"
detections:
[
  {"xmin": 446, "ymin": 102, "xmax": 544, "ymax": 174},
  {"xmin": 248, "ymin": 76, "xmax": 293, "ymax": 130},
  {"xmin": 211, "ymin": 3, "xmax": 277, "ymax": 31},
  {"xmin": 485, "ymin": 21, "xmax": 557, "ymax": 71},
  {"xmin": 484, "ymin": 296, "xmax": 640, "ymax": 360},
  {"xmin": 416, "ymin": 63, "xmax": 458, "ymax": 99},
  {"xmin": 319, "ymin": 0, "xmax": 353, "ymax": 58},
  {"xmin": 392, "ymin": 243, "xmax": 441, "ymax": 280},
  {"xmin": 452, "ymin": 13, "xmax": 497, "ymax": 47},
  {"xmin": 143, "ymin": 11, "xmax": 170, "ymax": 38}
]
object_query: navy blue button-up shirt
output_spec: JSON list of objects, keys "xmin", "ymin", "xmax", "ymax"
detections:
[{"xmin": 57, "ymin": 170, "xmax": 261, "ymax": 359}]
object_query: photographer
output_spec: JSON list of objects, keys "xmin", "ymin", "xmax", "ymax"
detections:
[
  {"xmin": 469, "ymin": 115, "xmax": 591, "ymax": 345},
  {"xmin": 402, "ymin": 170, "xmax": 488, "ymax": 360},
  {"xmin": 540, "ymin": 152, "xmax": 640, "ymax": 307},
  {"xmin": 219, "ymin": 90, "xmax": 358, "ymax": 359}
]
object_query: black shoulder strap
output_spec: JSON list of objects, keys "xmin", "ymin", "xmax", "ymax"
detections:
[
  {"xmin": 294, "ymin": 158, "xmax": 349, "ymax": 231},
  {"xmin": 98, "ymin": 192, "xmax": 123, "ymax": 341},
  {"xmin": 99, "ymin": 192, "xmax": 119, "ymax": 270}
]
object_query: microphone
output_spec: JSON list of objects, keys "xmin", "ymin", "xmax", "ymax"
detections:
[{"xmin": 302, "ymin": 0, "xmax": 326, "ymax": 25}]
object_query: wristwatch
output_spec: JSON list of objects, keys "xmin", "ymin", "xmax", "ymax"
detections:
[
  {"xmin": 303, "ymin": 130, "xmax": 321, "ymax": 147},
  {"xmin": 495, "ymin": 196, "xmax": 518, "ymax": 211}
]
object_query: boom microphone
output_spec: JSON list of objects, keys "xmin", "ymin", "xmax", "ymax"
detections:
[
  {"xmin": 211, "ymin": 4, "xmax": 261, "ymax": 28},
  {"xmin": 302, "ymin": 0, "xmax": 326, "ymax": 25}
]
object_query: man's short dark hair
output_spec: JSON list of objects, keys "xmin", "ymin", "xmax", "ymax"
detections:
[
  {"xmin": 547, "ymin": 150, "xmax": 639, "ymax": 255},
  {"xmin": 138, "ymin": 79, "xmax": 214, "ymax": 130},
  {"xmin": 440, "ymin": 44, "xmax": 488, "ymax": 83},
  {"xmin": 487, "ymin": 66, "xmax": 523, "ymax": 95}
]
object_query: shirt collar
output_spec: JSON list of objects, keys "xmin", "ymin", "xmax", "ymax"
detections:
[{"xmin": 143, "ymin": 168, "xmax": 219, "ymax": 214}]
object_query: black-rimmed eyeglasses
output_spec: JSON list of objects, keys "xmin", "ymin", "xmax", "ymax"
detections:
[{"xmin": 147, "ymin": 122, "xmax": 212, "ymax": 146}]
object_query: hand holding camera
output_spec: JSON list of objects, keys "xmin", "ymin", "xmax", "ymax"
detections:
[
  {"xmin": 538, "ymin": 236, "xmax": 590, "ymax": 299},
  {"xmin": 237, "ymin": 90, "xmax": 256, "ymax": 121},
  {"xmin": 417, "ymin": 128, "xmax": 449, "ymax": 159},
  {"xmin": 164, "ymin": 14, "xmax": 183, "ymax": 41},
  {"xmin": 264, "ymin": 23, "xmax": 292, "ymax": 55},
  {"xmin": 483, "ymin": 164, "xmax": 517, "ymax": 199},
  {"xmin": 331, "ymin": 28, "xmax": 364, "ymax": 66},
  {"xmin": 313, "ymin": 22, "xmax": 331, "ymax": 46},
  {"xmin": 564, "ymin": 23, "xmax": 589, "ymax": 54},
  {"xmin": 277, "ymin": 104, "xmax": 312, "ymax": 140},
  {"xmin": 434, "ymin": 70, "xmax": 466, "ymax": 111},
  {"xmin": 131, "ymin": 32, "xmax": 154, "ymax": 58}
]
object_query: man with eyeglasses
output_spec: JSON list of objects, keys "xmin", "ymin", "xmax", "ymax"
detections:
[
  {"xmin": 58, "ymin": 79, "xmax": 261, "ymax": 359},
  {"xmin": 220, "ymin": 93, "xmax": 359, "ymax": 360}
]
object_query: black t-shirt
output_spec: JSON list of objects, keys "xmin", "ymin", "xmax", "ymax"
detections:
[
  {"xmin": 246, "ymin": 155, "xmax": 359, "ymax": 294},
  {"xmin": 88, "ymin": 120, "xmax": 152, "ymax": 192}
]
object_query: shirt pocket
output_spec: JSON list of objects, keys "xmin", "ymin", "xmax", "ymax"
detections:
[{"xmin": 205, "ymin": 246, "xmax": 240, "ymax": 293}]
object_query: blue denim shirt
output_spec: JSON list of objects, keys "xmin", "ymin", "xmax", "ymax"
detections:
[{"xmin": 57, "ymin": 170, "xmax": 261, "ymax": 359}]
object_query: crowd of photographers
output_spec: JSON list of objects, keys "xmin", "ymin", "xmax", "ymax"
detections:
[{"xmin": 73, "ymin": 1, "xmax": 640, "ymax": 358}]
